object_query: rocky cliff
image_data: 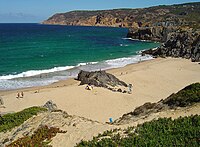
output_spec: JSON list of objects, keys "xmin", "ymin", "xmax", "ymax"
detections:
[
  {"xmin": 141, "ymin": 30, "xmax": 200, "ymax": 62},
  {"xmin": 127, "ymin": 26, "xmax": 178, "ymax": 42},
  {"xmin": 43, "ymin": 2, "xmax": 200, "ymax": 62},
  {"xmin": 43, "ymin": 2, "xmax": 200, "ymax": 29}
]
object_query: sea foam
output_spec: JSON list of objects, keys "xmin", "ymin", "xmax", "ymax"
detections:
[
  {"xmin": 0, "ymin": 55, "xmax": 153, "ymax": 90},
  {"xmin": 106, "ymin": 54, "xmax": 153, "ymax": 68},
  {"xmin": 0, "ymin": 66, "xmax": 75, "ymax": 80},
  {"xmin": 122, "ymin": 37, "xmax": 152, "ymax": 42}
]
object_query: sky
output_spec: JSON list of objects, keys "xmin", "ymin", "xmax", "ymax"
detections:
[{"xmin": 0, "ymin": 0, "xmax": 199, "ymax": 23}]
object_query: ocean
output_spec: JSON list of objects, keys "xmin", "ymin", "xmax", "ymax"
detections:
[{"xmin": 0, "ymin": 23, "xmax": 159, "ymax": 90}]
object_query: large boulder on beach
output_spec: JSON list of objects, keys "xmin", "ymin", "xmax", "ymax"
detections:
[{"xmin": 77, "ymin": 70, "xmax": 128, "ymax": 91}]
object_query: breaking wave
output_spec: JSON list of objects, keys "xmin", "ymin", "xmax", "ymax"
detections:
[{"xmin": 0, "ymin": 55, "xmax": 153, "ymax": 90}]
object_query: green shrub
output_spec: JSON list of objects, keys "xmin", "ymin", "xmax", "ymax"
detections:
[
  {"xmin": 164, "ymin": 83, "xmax": 200, "ymax": 107},
  {"xmin": 0, "ymin": 107, "xmax": 47, "ymax": 132},
  {"xmin": 77, "ymin": 115, "xmax": 200, "ymax": 147}
]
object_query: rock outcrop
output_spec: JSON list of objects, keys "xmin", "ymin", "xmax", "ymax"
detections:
[
  {"xmin": 77, "ymin": 70, "xmax": 128, "ymax": 92},
  {"xmin": 127, "ymin": 26, "xmax": 177, "ymax": 42},
  {"xmin": 43, "ymin": 100, "xmax": 58, "ymax": 111},
  {"xmin": 116, "ymin": 100, "xmax": 168, "ymax": 123},
  {"xmin": 142, "ymin": 31, "xmax": 200, "ymax": 62}
]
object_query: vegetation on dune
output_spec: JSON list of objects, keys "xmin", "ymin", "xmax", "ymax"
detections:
[
  {"xmin": 77, "ymin": 115, "xmax": 200, "ymax": 147},
  {"xmin": 0, "ymin": 107, "xmax": 47, "ymax": 133},
  {"xmin": 117, "ymin": 83, "xmax": 200, "ymax": 121},
  {"xmin": 7, "ymin": 125, "xmax": 67, "ymax": 147},
  {"xmin": 164, "ymin": 83, "xmax": 200, "ymax": 107}
]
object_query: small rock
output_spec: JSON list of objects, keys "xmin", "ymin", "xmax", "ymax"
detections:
[
  {"xmin": 123, "ymin": 90, "xmax": 127, "ymax": 93},
  {"xmin": 22, "ymin": 131, "xmax": 30, "ymax": 136},
  {"xmin": 43, "ymin": 100, "xmax": 58, "ymax": 111},
  {"xmin": 2, "ymin": 138, "xmax": 9, "ymax": 144},
  {"xmin": 117, "ymin": 88, "xmax": 122, "ymax": 92}
]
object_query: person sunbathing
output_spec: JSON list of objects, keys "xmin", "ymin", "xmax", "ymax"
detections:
[{"xmin": 85, "ymin": 84, "xmax": 93, "ymax": 90}]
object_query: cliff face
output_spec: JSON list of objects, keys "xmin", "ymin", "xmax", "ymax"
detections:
[
  {"xmin": 43, "ymin": 2, "xmax": 200, "ymax": 29},
  {"xmin": 142, "ymin": 31, "xmax": 200, "ymax": 62},
  {"xmin": 127, "ymin": 27, "xmax": 177, "ymax": 42}
]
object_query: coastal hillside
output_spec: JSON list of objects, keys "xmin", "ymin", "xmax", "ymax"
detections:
[
  {"xmin": 43, "ymin": 2, "xmax": 200, "ymax": 29},
  {"xmin": 43, "ymin": 2, "xmax": 200, "ymax": 62}
]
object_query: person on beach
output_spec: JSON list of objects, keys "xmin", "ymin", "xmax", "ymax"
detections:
[
  {"xmin": 85, "ymin": 83, "xmax": 93, "ymax": 90},
  {"xmin": 0, "ymin": 98, "xmax": 3, "ymax": 118},
  {"xmin": 128, "ymin": 84, "xmax": 133, "ymax": 94},
  {"xmin": 20, "ymin": 92, "xmax": 24, "ymax": 98},
  {"xmin": 0, "ymin": 97, "xmax": 4, "ymax": 108},
  {"xmin": 16, "ymin": 92, "xmax": 20, "ymax": 98},
  {"xmin": 35, "ymin": 89, "xmax": 39, "ymax": 93}
]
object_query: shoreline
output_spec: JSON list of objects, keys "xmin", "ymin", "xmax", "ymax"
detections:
[
  {"xmin": 0, "ymin": 54, "xmax": 155, "ymax": 91},
  {"xmin": 0, "ymin": 57, "xmax": 154, "ymax": 94},
  {"xmin": 0, "ymin": 57, "xmax": 200, "ymax": 123}
]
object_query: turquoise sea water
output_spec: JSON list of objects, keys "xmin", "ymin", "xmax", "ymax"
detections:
[{"xmin": 0, "ymin": 23, "xmax": 159, "ymax": 90}]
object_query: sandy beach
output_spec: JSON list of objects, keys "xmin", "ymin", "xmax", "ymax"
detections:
[{"xmin": 0, "ymin": 57, "xmax": 200, "ymax": 123}]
